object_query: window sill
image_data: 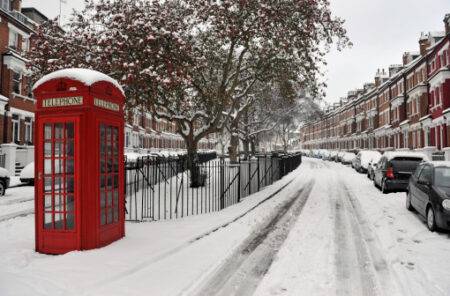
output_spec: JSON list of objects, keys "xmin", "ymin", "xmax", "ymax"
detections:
[{"xmin": 12, "ymin": 93, "xmax": 35, "ymax": 102}]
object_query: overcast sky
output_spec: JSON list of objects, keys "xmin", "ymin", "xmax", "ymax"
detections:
[{"xmin": 23, "ymin": 0, "xmax": 450, "ymax": 104}]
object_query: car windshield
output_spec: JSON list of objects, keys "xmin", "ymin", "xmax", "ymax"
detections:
[{"xmin": 434, "ymin": 167, "xmax": 450, "ymax": 187}]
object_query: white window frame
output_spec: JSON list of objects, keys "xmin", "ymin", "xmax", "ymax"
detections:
[
  {"xmin": 12, "ymin": 114, "xmax": 20, "ymax": 143},
  {"xmin": 24, "ymin": 119, "xmax": 32, "ymax": 143},
  {"xmin": 0, "ymin": 0, "xmax": 10, "ymax": 10},
  {"xmin": 8, "ymin": 30, "xmax": 19, "ymax": 50}
]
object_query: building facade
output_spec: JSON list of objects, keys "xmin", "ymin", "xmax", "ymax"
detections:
[{"xmin": 300, "ymin": 14, "xmax": 450, "ymax": 160}]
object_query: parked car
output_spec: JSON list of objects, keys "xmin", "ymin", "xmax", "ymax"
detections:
[
  {"xmin": 341, "ymin": 152, "xmax": 356, "ymax": 165},
  {"xmin": 336, "ymin": 151, "xmax": 346, "ymax": 162},
  {"xmin": 406, "ymin": 161, "xmax": 450, "ymax": 231},
  {"xmin": 329, "ymin": 150, "xmax": 339, "ymax": 161},
  {"xmin": 0, "ymin": 167, "xmax": 10, "ymax": 196},
  {"xmin": 373, "ymin": 152, "xmax": 427, "ymax": 193},
  {"xmin": 20, "ymin": 162, "xmax": 34, "ymax": 185},
  {"xmin": 367, "ymin": 152, "xmax": 383, "ymax": 180},
  {"xmin": 353, "ymin": 150, "xmax": 382, "ymax": 173}
]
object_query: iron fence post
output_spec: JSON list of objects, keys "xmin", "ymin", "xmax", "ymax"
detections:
[
  {"xmin": 248, "ymin": 160, "xmax": 251, "ymax": 195},
  {"xmin": 237, "ymin": 159, "xmax": 241, "ymax": 203},
  {"xmin": 220, "ymin": 157, "xmax": 225, "ymax": 209},
  {"xmin": 257, "ymin": 156, "xmax": 260, "ymax": 191}
]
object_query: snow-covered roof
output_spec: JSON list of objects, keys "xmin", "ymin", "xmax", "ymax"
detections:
[
  {"xmin": 33, "ymin": 68, "xmax": 125, "ymax": 96},
  {"xmin": 383, "ymin": 151, "xmax": 428, "ymax": 161},
  {"xmin": 428, "ymin": 161, "xmax": 450, "ymax": 168}
]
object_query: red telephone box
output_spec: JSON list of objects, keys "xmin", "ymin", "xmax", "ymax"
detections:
[{"xmin": 33, "ymin": 69, "xmax": 125, "ymax": 254}]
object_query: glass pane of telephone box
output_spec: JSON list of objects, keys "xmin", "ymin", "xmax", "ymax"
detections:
[
  {"xmin": 66, "ymin": 123, "xmax": 74, "ymax": 139},
  {"xmin": 44, "ymin": 142, "xmax": 52, "ymax": 157},
  {"xmin": 66, "ymin": 195, "xmax": 75, "ymax": 212},
  {"xmin": 66, "ymin": 213, "xmax": 74, "ymax": 230},
  {"xmin": 44, "ymin": 159, "xmax": 52, "ymax": 175},
  {"xmin": 44, "ymin": 124, "xmax": 52, "ymax": 140},
  {"xmin": 55, "ymin": 124, "xmax": 63, "ymax": 139},
  {"xmin": 44, "ymin": 212, "xmax": 53, "ymax": 229}
]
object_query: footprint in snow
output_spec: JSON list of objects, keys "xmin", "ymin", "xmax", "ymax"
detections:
[{"xmin": 413, "ymin": 239, "xmax": 421, "ymax": 244}]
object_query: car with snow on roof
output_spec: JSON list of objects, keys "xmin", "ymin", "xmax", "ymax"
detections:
[
  {"xmin": 406, "ymin": 161, "xmax": 450, "ymax": 231},
  {"xmin": 0, "ymin": 166, "xmax": 10, "ymax": 196},
  {"xmin": 19, "ymin": 162, "xmax": 34, "ymax": 185},
  {"xmin": 353, "ymin": 150, "xmax": 382, "ymax": 173},
  {"xmin": 373, "ymin": 151, "xmax": 428, "ymax": 193}
]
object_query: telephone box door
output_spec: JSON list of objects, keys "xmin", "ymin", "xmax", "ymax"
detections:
[{"xmin": 36, "ymin": 117, "xmax": 80, "ymax": 253}]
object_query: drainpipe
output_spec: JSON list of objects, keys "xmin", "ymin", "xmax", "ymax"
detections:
[
  {"xmin": 0, "ymin": 54, "xmax": 8, "ymax": 144},
  {"xmin": 403, "ymin": 72, "xmax": 408, "ymax": 148}
]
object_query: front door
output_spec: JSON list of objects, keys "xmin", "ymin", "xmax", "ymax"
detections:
[{"xmin": 36, "ymin": 118, "xmax": 80, "ymax": 253}]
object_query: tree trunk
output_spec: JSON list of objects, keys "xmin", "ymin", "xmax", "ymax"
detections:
[
  {"xmin": 186, "ymin": 138, "xmax": 203, "ymax": 188},
  {"xmin": 229, "ymin": 122, "xmax": 239, "ymax": 163},
  {"xmin": 251, "ymin": 138, "xmax": 256, "ymax": 155},
  {"xmin": 242, "ymin": 138, "xmax": 250, "ymax": 160}
]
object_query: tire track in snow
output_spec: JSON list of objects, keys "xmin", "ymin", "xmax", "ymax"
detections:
[
  {"xmin": 86, "ymin": 177, "xmax": 299, "ymax": 291},
  {"xmin": 332, "ymin": 171, "xmax": 402, "ymax": 296},
  {"xmin": 0, "ymin": 208, "xmax": 34, "ymax": 222},
  {"xmin": 189, "ymin": 180, "xmax": 315, "ymax": 296}
]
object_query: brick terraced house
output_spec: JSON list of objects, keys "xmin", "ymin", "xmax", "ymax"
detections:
[{"xmin": 300, "ymin": 13, "xmax": 450, "ymax": 161}]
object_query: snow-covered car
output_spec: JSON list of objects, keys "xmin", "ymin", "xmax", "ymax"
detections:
[
  {"xmin": 20, "ymin": 162, "xmax": 34, "ymax": 185},
  {"xmin": 0, "ymin": 167, "xmax": 10, "ymax": 196},
  {"xmin": 341, "ymin": 152, "xmax": 356, "ymax": 165},
  {"xmin": 367, "ymin": 152, "xmax": 383, "ymax": 180},
  {"xmin": 336, "ymin": 151, "xmax": 346, "ymax": 162},
  {"xmin": 319, "ymin": 150, "xmax": 331, "ymax": 160},
  {"xmin": 328, "ymin": 150, "xmax": 338, "ymax": 161},
  {"xmin": 354, "ymin": 150, "xmax": 382, "ymax": 173},
  {"xmin": 373, "ymin": 151, "xmax": 428, "ymax": 193}
]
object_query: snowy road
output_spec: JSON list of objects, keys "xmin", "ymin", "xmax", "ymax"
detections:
[{"xmin": 1, "ymin": 158, "xmax": 450, "ymax": 296}]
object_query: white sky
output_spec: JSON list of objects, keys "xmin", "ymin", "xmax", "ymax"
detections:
[{"xmin": 23, "ymin": 0, "xmax": 450, "ymax": 104}]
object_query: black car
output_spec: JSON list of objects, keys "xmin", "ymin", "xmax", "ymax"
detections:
[
  {"xmin": 373, "ymin": 152, "xmax": 426, "ymax": 193},
  {"xmin": 407, "ymin": 162, "xmax": 450, "ymax": 231}
]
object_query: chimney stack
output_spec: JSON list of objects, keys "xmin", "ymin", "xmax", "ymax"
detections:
[
  {"xmin": 419, "ymin": 32, "xmax": 430, "ymax": 56},
  {"xmin": 445, "ymin": 14, "xmax": 450, "ymax": 35},
  {"xmin": 388, "ymin": 64, "xmax": 403, "ymax": 77}
]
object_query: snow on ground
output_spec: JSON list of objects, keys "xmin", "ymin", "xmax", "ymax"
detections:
[
  {"xmin": 254, "ymin": 158, "xmax": 450, "ymax": 296},
  {"xmin": 1, "ymin": 158, "xmax": 450, "ymax": 296},
  {"xmin": 0, "ymin": 185, "xmax": 34, "ymax": 222},
  {"xmin": 0, "ymin": 166, "xmax": 309, "ymax": 296}
]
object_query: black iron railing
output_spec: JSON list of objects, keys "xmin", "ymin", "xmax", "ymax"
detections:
[{"xmin": 125, "ymin": 152, "xmax": 302, "ymax": 222}]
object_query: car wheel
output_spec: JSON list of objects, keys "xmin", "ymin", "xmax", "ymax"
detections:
[
  {"xmin": 406, "ymin": 192, "xmax": 414, "ymax": 211},
  {"xmin": 426, "ymin": 206, "xmax": 437, "ymax": 232},
  {"xmin": 381, "ymin": 179, "xmax": 389, "ymax": 194},
  {"xmin": 0, "ymin": 181, "xmax": 5, "ymax": 196}
]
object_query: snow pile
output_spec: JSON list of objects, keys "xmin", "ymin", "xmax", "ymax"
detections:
[{"xmin": 33, "ymin": 68, "xmax": 125, "ymax": 96}]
